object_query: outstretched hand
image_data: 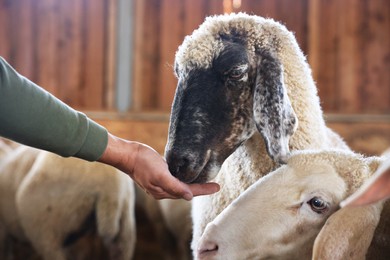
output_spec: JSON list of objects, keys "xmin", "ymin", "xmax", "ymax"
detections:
[{"xmin": 98, "ymin": 133, "xmax": 220, "ymax": 200}]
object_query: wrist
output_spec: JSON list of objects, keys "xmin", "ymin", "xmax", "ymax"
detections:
[{"xmin": 98, "ymin": 133, "xmax": 140, "ymax": 174}]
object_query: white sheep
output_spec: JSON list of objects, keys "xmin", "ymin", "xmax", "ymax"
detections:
[
  {"xmin": 0, "ymin": 138, "xmax": 14, "ymax": 159},
  {"xmin": 0, "ymin": 144, "xmax": 39, "ymax": 258},
  {"xmin": 195, "ymin": 149, "xmax": 389, "ymax": 260},
  {"xmin": 164, "ymin": 12, "xmax": 354, "ymax": 253},
  {"xmin": 0, "ymin": 145, "xmax": 136, "ymax": 260},
  {"xmin": 0, "ymin": 145, "xmax": 41, "ymax": 258},
  {"xmin": 135, "ymin": 185, "xmax": 192, "ymax": 260},
  {"xmin": 158, "ymin": 199, "xmax": 192, "ymax": 260},
  {"xmin": 341, "ymin": 150, "xmax": 390, "ymax": 207}
]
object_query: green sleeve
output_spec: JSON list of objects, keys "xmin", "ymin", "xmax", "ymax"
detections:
[{"xmin": 0, "ymin": 57, "xmax": 108, "ymax": 161}]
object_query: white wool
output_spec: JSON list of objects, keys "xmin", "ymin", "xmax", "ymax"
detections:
[
  {"xmin": 195, "ymin": 150, "xmax": 385, "ymax": 260},
  {"xmin": 0, "ymin": 146, "xmax": 136, "ymax": 260}
]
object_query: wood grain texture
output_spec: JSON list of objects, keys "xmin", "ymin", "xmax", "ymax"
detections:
[
  {"xmin": 0, "ymin": 0, "xmax": 116, "ymax": 110},
  {"xmin": 0, "ymin": 0, "xmax": 388, "ymax": 114},
  {"xmin": 133, "ymin": 0, "xmax": 389, "ymax": 113}
]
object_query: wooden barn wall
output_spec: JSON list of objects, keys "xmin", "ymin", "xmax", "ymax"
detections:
[
  {"xmin": 130, "ymin": 0, "xmax": 390, "ymax": 157},
  {"xmin": 0, "ymin": 0, "xmax": 389, "ymax": 156},
  {"xmin": 0, "ymin": 1, "xmax": 389, "ymax": 259},
  {"xmin": 133, "ymin": 0, "xmax": 390, "ymax": 114},
  {"xmin": 0, "ymin": 0, "xmax": 117, "ymax": 110}
]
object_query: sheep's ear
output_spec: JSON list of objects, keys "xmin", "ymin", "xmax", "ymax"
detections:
[
  {"xmin": 341, "ymin": 158, "xmax": 390, "ymax": 207},
  {"xmin": 253, "ymin": 50, "xmax": 298, "ymax": 164},
  {"xmin": 313, "ymin": 203, "xmax": 383, "ymax": 260}
]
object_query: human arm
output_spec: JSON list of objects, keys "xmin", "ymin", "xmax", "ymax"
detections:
[
  {"xmin": 0, "ymin": 56, "xmax": 219, "ymax": 200},
  {"xmin": 0, "ymin": 57, "xmax": 107, "ymax": 160}
]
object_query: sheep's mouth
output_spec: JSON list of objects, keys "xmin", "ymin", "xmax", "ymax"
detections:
[
  {"xmin": 188, "ymin": 151, "xmax": 222, "ymax": 184},
  {"xmin": 189, "ymin": 161, "xmax": 215, "ymax": 184}
]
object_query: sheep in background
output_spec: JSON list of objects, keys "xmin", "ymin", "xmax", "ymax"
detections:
[
  {"xmin": 196, "ymin": 150, "xmax": 390, "ymax": 260},
  {"xmin": 0, "ymin": 145, "xmax": 136, "ymax": 260},
  {"xmin": 0, "ymin": 145, "xmax": 41, "ymax": 259},
  {"xmin": 164, "ymin": 13, "xmax": 354, "ymax": 253},
  {"xmin": 135, "ymin": 185, "xmax": 192, "ymax": 260},
  {"xmin": 159, "ymin": 199, "xmax": 192, "ymax": 260}
]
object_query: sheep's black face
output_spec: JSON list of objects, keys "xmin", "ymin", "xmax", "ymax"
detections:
[{"xmin": 165, "ymin": 41, "xmax": 257, "ymax": 183}]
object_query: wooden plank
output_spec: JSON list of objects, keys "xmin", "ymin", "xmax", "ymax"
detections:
[
  {"xmin": 184, "ymin": 0, "xmax": 207, "ymax": 35},
  {"xmin": 243, "ymin": 0, "xmax": 278, "ymax": 18},
  {"xmin": 361, "ymin": 0, "xmax": 390, "ymax": 113},
  {"xmin": 132, "ymin": 0, "xmax": 160, "ymax": 111},
  {"xmin": 9, "ymin": 0, "xmax": 34, "ymax": 78},
  {"xmin": 205, "ymin": 0, "xmax": 224, "ymax": 15},
  {"xmin": 34, "ymin": 0, "xmax": 60, "ymax": 96},
  {"xmin": 335, "ymin": 0, "xmax": 365, "ymax": 113},
  {"xmin": 277, "ymin": 0, "xmax": 308, "ymax": 52},
  {"xmin": 104, "ymin": 0, "xmax": 118, "ymax": 110},
  {"xmin": 83, "ymin": 0, "xmax": 105, "ymax": 109},
  {"xmin": 158, "ymin": 0, "xmax": 184, "ymax": 111},
  {"xmin": 57, "ymin": 0, "xmax": 83, "ymax": 108},
  {"xmin": 131, "ymin": 0, "xmax": 146, "ymax": 111},
  {"xmin": 308, "ymin": 0, "xmax": 339, "ymax": 112},
  {"xmin": 307, "ymin": 0, "xmax": 320, "ymax": 87}
]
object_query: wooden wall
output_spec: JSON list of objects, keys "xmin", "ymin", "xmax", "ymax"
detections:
[
  {"xmin": 1, "ymin": 0, "xmax": 389, "ymax": 113},
  {"xmin": 1, "ymin": 1, "xmax": 389, "ymax": 259},
  {"xmin": 133, "ymin": 0, "xmax": 390, "ymax": 114},
  {"xmin": 0, "ymin": 0, "xmax": 117, "ymax": 110},
  {"xmin": 0, "ymin": 0, "xmax": 389, "ymax": 156}
]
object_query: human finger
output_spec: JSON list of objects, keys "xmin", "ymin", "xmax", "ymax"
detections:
[
  {"xmin": 151, "ymin": 175, "xmax": 194, "ymax": 200},
  {"xmin": 187, "ymin": 182, "xmax": 220, "ymax": 197}
]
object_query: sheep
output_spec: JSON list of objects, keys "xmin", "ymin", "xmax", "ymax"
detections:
[
  {"xmin": 158, "ymin": 199, "xmax": 192, "ymax": 260},
  {"xmin": 195, "ymin": 149, "xmax": 390, "ymax": 260},
  {"xmin": 0, "ymin": 145, "xmax": 136, "ymax": 260},
  {"xmin": 164, "ymin": 12, "xmax": 353, "ymax": 252},
  {"xmin": 134, "ymin": 185, "xmax": 192, "ymax": 260},
  {"xmin": 0, "ymin": 145, "xmax": 38, "ymax": 259},
  {"xmin": 0, "ymin": 138, "xmax": 14, "ymax": 159},
  {"xmin": 0, "ymin": 145, "xmax": 41, "ymax": 258},
  {"xmin": 341, "ymin": 150, "xmax": 390, "ymax": 207}
]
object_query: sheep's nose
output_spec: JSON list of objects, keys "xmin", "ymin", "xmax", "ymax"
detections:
[
  {"xmin": 165, "ymin": 150, "xmax": 191, "ymax": 182},
  {"xmin": 197, "ymin": 241, "xmax": 218, "ymax": 260}
]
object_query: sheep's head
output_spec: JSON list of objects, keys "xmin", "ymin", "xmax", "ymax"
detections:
[
  {"xmin": 195, "ymin": 150, "xmax": 382, "ymax": 260},
  {"xmin": 165, "ymin": 14, "xmax": 298, "ymax": 183}
]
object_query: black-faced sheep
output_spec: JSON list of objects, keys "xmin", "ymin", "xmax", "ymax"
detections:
[
  {"xmin": 164, "ymin": 13, "xmax": 352, "ymax": 252},
  {"xmin": 196, "ymin": 150, "xmax": 390, "ymax": 260},
  {"xmin": 0, "ymin": 146, "xmax": 136, "ymax": 260}
]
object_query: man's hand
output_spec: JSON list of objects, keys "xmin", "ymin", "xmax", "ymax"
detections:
[{"xmin": 98, "ymin": 133, "xmax": 220, "ymax": 200}]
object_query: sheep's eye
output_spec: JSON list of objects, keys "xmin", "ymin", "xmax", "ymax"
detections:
[
  {"xmin": 226, "ymin": 64, "xmax": 248, "ymax": 81},
  {"xmin": 308, "ymin": 197, "xmax": 328, "ymax": 214},
  {"xmin": 229, "ymin": 69, "xmax": 245, "ymax": 80}
]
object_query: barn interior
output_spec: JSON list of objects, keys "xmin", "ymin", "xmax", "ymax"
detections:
[{"xmin": 0, "ymin": 0, "xmax": 389, "ymax": 259}]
